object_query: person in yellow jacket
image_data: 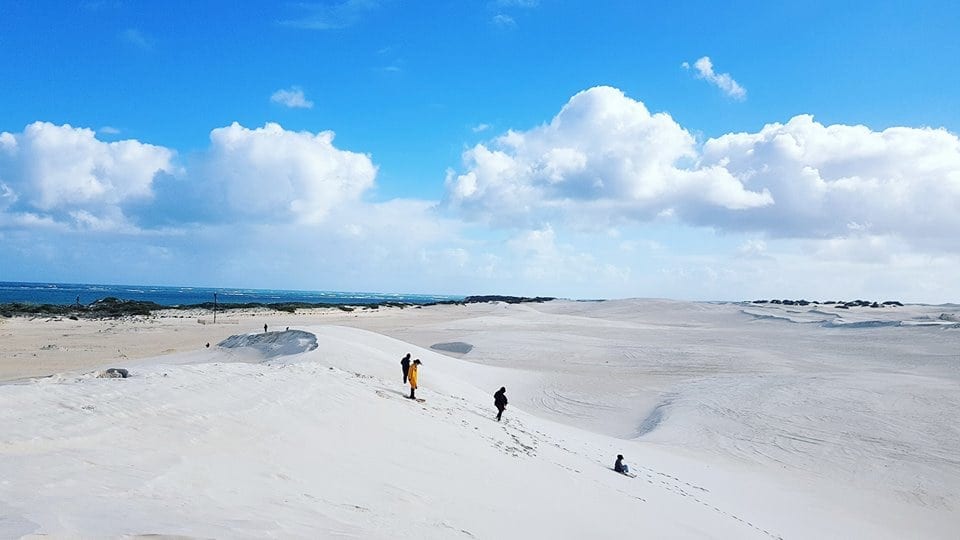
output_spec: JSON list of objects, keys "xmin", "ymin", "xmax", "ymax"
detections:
[{"xmin": 408, "ymin": 359, "xmax": 421, "ymax": 399}]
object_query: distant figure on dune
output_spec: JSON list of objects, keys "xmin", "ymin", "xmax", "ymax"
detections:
[
  {"xmin": 401, "ymin": 353, "xmax": 411, "ymax": 384},
  {"xmin": 408, "ymin": 359, "xmax": 421, "ymax": 399},
  {"xmin": 614, "ymin": 454, "xmax": 630, "ymax": 475},
  {"xmin": 264, "ymin": 323, "xmax": 268, "ymax": 333},
  {"xmin": 494, "ymin": 387, "xmax": 508, "ymax": 421}
]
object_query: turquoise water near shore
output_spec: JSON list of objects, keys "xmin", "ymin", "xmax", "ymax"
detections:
[{"xmin": 0, "ymin": 281, "xmax": 463, "ymax": 306}]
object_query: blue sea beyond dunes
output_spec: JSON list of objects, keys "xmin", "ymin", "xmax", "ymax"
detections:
[{"xmin": 0, "ymin": 282, "xmax": 463, "ymax": 307}]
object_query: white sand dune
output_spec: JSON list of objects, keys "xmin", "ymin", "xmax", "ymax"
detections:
[{"xmin": 1, "ymin": 300, "xmax": 958, "ymax": 538}]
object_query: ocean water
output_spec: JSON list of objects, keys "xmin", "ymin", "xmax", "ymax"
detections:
[{"xmin": 0, "ymin": 281, "xmax": 463, "ymax": 307}]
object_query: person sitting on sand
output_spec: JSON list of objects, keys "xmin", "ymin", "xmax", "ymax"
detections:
[
  {"xmin": 408, "ymin": 359, "xmax": 421, "ymax": 399},
  {"xmin": 494, "ymin": 387, "xmax": 508, "ymax": 421},
  {"xmin": 401, "ymin": 353, "xmax": 411, "ymax": 384},
  {"xmin": 614, "ymin": 454, "xmax": 629, "ymax": 474}
]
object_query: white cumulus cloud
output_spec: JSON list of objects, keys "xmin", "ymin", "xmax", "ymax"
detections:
[
  {"xmin": 683, "ymin": 56, "xmax": 746, "ymax": 100},
  {"xmin": 696, "ymin": 114, "xmax": 960, "ymax": 250},
  {"xmin": 201, "ymin": 122, "xmax": 376, "ymax": 223},
  {"xmin": 270, "ymin": 86, "xmax": 314, "ymax": 109},
  {"xmin": 0, "ymin": 122, "xmax": 175, "ymax": 230},
  {"xmin": 445, "ymin": 86, "xmax": 960, "ymax": 256},
  {"xmin": 444, "ymin": 86, "xmax": 772, "ymax": 227}
]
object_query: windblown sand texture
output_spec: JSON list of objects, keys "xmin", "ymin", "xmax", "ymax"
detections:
[{"xmin": 1, "ymin": 300, "xmax": 958, "ymax": 538}]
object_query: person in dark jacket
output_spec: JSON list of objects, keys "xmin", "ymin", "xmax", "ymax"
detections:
[
  {"xmin": 494, "ymin": 387, "xmax": 508, "ymax": 421},
  {"xmin": 614, "ymin": 454, "xmax": 630, "ymax": 474},
  {"xmin": 400, "ymin": 353, "xmax": 411, "ymax": 383}
]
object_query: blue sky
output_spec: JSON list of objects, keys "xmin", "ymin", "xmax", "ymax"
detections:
[{"xmin": 1, "ymin": 1, "xmax": 959, "ymax": 302}]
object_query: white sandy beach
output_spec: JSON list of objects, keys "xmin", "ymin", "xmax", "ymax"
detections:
[{"xmin": 1, "ymin": 299, "xmax": 958, "ymax": 538}]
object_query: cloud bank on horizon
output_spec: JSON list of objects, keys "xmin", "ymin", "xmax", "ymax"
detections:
[{"xmin": 2, "ymin": 85, "xmax": 958, "ymax": 302}]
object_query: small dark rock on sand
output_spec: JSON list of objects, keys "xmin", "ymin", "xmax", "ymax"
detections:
[{"xmin": 100, "ymin": 368, "xmax": 129, "ymax": 379}]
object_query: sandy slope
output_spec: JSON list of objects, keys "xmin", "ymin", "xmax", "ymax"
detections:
[
  {"xmin": 0, "ymin": 327, "xmax": 775, "ymax": 539},
  {"xmin": 1, "ymin": 300, "xmax": 958, "ymax": 538}
]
